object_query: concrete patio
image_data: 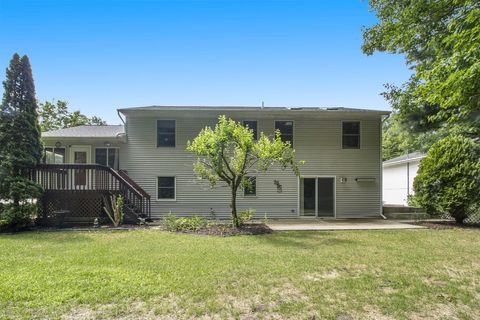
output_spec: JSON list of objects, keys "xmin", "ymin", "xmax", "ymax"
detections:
[{"xmin": 266, "ymin": 218, "xmax": 425, "ymax": 231}]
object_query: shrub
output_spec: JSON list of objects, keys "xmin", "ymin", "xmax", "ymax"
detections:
[
  {"xmin": 102, "ymin": 193, "xmax": 124, "ymax": 227},
  {"xmin": 163, "ymin": 213, "xmax": 207, "ymax": 232},
  {"xmin": 0, "ymin": 203, "xmax": 36, "ymax": 232},
  {"xmin": 238, "ymin": 209, "xmax": 255, "ymax": 226},
  {"xmin": 413, "ymin": 135, "xmax": 480, "ymax": 224}
]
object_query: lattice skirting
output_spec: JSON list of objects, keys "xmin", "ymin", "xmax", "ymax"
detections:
[{"xmin": 38, "ymin": 190, "xmax": 108, "ymax": 226}]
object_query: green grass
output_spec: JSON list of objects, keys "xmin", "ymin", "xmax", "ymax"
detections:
[{"xmin": 1, "ymin": 229, "xmax": 479, "ymax": 319}]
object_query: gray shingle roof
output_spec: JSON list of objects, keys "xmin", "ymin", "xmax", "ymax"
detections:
[
  {"xmin": 383, "ymin": 152, "xmax": 426, "ymax": 166},
  {"xmin": 42, "ymin": 125, "xmax": 124, "ymax": 138},
  {"xmin": 118, "ymin": 105, "xmax": 390, "ymax": 115}
]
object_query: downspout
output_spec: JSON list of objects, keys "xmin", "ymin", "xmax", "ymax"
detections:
[
  {"xmin": 117, "ymin": 109, "xmax": 126, "ymax": 126},
  {"xmin": 379, "ymin": 114, "xmax": 389, "ymax": 220},
  {"xmin": 116, "ymin": 110, "xmax": 127, "ymax": 143}
]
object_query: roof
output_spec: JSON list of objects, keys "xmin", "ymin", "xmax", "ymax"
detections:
[
  {"xmin": 42, "ymin": 125, "xmax": 125, "ymax": 138},
  {"xmin": 383, "ymin": 152, "xmax": 426, "ymax": 166},
  {"xmin": 118, "ymin": 105, "xmax": 390, "ymax": 115}
]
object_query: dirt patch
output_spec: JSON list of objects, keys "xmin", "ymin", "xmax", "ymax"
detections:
[
  {"xmin": 304, "ymin": 270, "xmax": 340, "ymax": 281},
  {"xmin": 413, "ymin": 221, "xmax": 480, "ymax": 230}
]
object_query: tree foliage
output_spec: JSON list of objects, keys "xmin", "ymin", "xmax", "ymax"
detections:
[
  {"xmin": 38, "ymin": 99, "xmax": 106, "ymax": 132},
  {"xmin": 187, "ymin": 115, "xmax": 303, "ymax": 227},
  {"xmin": 0, "ymin": 53, "xmax": 43, "ymax": 230},
  {"xmin": 363, "ymin": 0, "xmax": 480, "ymax": 137},
  {"xmin": 413, "ymin": 135, "xmax": 480, "ymax": 224}
]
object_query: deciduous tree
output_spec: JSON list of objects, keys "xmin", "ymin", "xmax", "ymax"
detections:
[{"xmin": 187, "ymin": 116, "xmax": 303, "ymax": 227}]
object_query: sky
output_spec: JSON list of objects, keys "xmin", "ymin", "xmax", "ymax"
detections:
[{"xmin": 0, "ymin": 0, "xmax": 411, "ymax": 124}]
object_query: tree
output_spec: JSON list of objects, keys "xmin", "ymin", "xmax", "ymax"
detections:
[
  {"xmin": 0, "ymin": 53, "xmax": 43, "ymax": 230},
  {"xmin": 363, "ymin": 0, "xmax": 480, "ymax": 138},
  {"xmin": 187, "ymin": 116, "xmax": 303, "ymax": 227},
  {"xmin": 413, "ymin": 135, "xmax": 480, "ymax": 224},
  {"xmin": 38, "ymin": 99, "xmax": 106, "ymax": 131}
]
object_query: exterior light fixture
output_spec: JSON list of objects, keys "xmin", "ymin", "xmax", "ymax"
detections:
[
  {"xmin": 55, "ymin": 141, "xmax": 62, "ymax": 148},
  {"xmin": 340, "ymin": 177, "xmax": 347, "ymax": 183},
  {"xmin": 104, "ymin": 141, "xmax": 111, "ymax": 147}
]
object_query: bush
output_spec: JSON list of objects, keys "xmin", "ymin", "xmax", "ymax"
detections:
[
  {"xmin": 0, "ymin": 203, "xmax": 36, "ymax": 232},
  {"xmin": 163, "ymin": 213, "xmax": 207, "ymax": 232},
  {"xmin": 239, "ymin": 209, "xmax": 255, "ymax": 226},
  {"xmin": 413, "ymin": 135, "xmax": 480, "ymax": 224}
]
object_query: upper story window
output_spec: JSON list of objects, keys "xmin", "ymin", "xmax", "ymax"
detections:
[
  {"xmin": 275, "ymin": 121, "xmax": 294, "ymax": 145},
  {"xmin": 244, "ymin": 176, "xmax": 257, "ymax": 196},
  {"xmin": 95, "ymin": 148, "xmax": 119, "ymax": 170},
  {"xmin": 157, "ymin": 120, "xmax": 176, "ymax": 147},
  {"xmin": 43, "ymin": 147, "xmax": 65, "ymax": 164},
  {"xmin": 342, "ymin": 121, "xmax": 360, "ymax": 149},
  {"xmin": 243, "ymin": 120, "xmax": 258, "ymax": 140}
]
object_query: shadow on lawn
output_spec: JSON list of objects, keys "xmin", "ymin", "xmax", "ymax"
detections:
[
  {"xmin": 257, "ymin": 232, "xmax": 355, "ymax": 248},
  {"xmin": 0, "ymin": 230, "xmax": 95, "ymax": 244}
]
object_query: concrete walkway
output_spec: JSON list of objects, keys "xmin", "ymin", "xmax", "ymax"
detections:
[{"xmin": 267, "ymin": 218, "xmax": 425, "ymax": 231}]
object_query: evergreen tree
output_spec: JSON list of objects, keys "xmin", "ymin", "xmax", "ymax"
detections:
[{"xmin": 0, "ymin": 53, "xmax": 42, "ymax": 230}]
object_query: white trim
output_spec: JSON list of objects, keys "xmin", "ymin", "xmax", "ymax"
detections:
[
  {"xmin": 156, "ymin": 176, "xmax": 177, "ymax": 201},
  {"xmin": 382, "ymin": 156, "xmax": 425, "ymax": 167},
  {"xmin": 69, "ymin": 145, "xmax": 92, "ymax": 164},
  {"xmin": 274, "ymin": 120, "xmax": 294, "ymax": 146},
  {"xmin": 156, "ymin": 119, "xmax": 177, "ymax": 148},
  {"xmin": 298, "ymin": 175, "xmax": 337, "ymax": 218},
  {"xmin": 341, "ymin": 120, "xmax": 361, "ymax": 149}
]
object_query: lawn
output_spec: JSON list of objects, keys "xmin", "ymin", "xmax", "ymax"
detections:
[{"xmin": 1, "ymin": 229, "xmax": 479, "ymax": 319}]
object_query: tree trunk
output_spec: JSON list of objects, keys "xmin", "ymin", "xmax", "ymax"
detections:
[{"xmin": 231, "ymin": 186, "xmax": 240, "ymax": 228}]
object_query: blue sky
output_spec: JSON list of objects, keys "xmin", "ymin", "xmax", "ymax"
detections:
[{"xmin": 0, "ymin": 0, "xmax": 411, "ymax": 124}]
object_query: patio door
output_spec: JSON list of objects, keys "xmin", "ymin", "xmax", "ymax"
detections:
[
  {"xmin": 70, "ymin": 146, "xmax": 91, "ymax": 186},
  {"xmin": 300, "ymin": 177, "xmax": 335, "ymax": 217}
]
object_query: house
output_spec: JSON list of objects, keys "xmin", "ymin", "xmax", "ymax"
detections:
[
  {"xmin": 38, "ymin": 106, "xmax": 389, "ymax": 222},
  {"xmin": 382, "ymin": 152, "xmax": 426, "ymax": 206}
]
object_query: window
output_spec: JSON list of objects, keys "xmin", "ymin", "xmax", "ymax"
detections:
[
  {"xmin": 43, "ymin": 147, "xmax": 65, "ymax": 164},
  {"xmin": 95, "ymin": 148, "xmax": 119, "ymax": 169},
  {"xmin": 243, "ymin": 120, "xmax": 258, "ymax": 140},
  {"xmin": 244, "ymin": 176, "xmax": 257, "ymax": 196},
  {"xmin": 158, "ymin": 177, "xmax": 175, "ymax": 200},
  {"xmin": 157, "ymin": 120, "xmax": 176, "ymax": 147},
  {"xmin": 275, "ymin": 121, "xmax": 294, "ymax": 145},
  {"xmin": 342, "ymin": 121, "xmax": 360, "ymax": 149}
]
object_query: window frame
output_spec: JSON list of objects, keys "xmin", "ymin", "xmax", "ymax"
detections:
[
  {"xmin": 156, "ymin": 176, "xmax": 176, "ymax": 201},
  {"xmin": 242, "ymin": 120, "xmax": 258, "ymax": 140},
  {"xmin": 156, "ymin": 119, "xmax": 177, "ymax": 148},
  {"xmin": 94, "ymin": 147, "xmax": 120, "ymax": 169},
  {"xmin": 274, "ymin": 120, "xmax": 294, "ymax": 146},
  {"xmin": 43, "ymin": 147, "xmax": 66, "ymax": 164},
  {"xmin": 243, "ymin": 176, "xmax": 257, "ymax": 197},
  {"xmin": 341, "ymin": 120, "xmax": 361, "ymax": 149}
]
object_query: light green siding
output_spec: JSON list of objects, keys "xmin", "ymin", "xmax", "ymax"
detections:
[{"xmin": 120, "ymin": 109, "xmax": 383, "ymax": 219}]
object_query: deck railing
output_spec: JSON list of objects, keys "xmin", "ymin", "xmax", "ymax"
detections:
[{"xmin": 31, "ymin": 164, "xmax": 151, "ymax": 219}]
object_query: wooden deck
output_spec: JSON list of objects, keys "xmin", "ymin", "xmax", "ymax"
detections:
[{"xmin": 31, "ymin": 164, "xmax": 151, "ymax": 226}]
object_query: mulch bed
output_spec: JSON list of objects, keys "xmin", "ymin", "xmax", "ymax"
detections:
[
  {"xmin": 177, "ymin": 223, "xmax": 273, "ymax": 236},
  {"xmin": 413, "ymin": 220, "xmax": 480, "ymax": 230}
]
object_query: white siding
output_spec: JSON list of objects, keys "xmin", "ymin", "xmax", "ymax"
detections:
[
  {"xmin": 120, "ymin": 110, "xmax": 383, "ymax": 219},
  {"xmin": 383, "ymin": 160, "xmax": 421, "ymax": 206}
]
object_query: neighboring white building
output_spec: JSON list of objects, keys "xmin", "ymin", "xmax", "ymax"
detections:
[{"xmin": 382, "ymin": 152, "xmax": 426, "ymax": 206}]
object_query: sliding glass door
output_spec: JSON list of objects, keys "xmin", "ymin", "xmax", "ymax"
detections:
[{"xmin": 300, "ymin": 177, "xmax": 335, "ymax": 217}]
